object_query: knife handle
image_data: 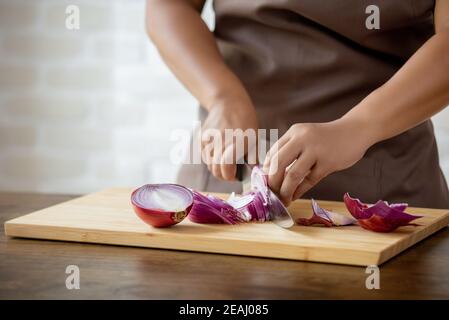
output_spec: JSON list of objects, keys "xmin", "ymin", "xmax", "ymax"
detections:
[{"xmin": 236, "ymin": 163, "xmax": 244, "ymax": 181}]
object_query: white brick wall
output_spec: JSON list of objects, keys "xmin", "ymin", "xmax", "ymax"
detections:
[
  {"xmin": 0, "ymin": 0, "xmax": 447, "ymax": 195},
  {"xmin": 0, "ymin": 0, "xmax": 200, "ymax": 194}
]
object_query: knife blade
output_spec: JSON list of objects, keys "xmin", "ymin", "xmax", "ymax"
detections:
[{"xmin": 268, "ymin": 190, "xmax": 295, "ymax": 229}]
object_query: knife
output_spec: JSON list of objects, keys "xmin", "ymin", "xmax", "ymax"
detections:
[
  {"xmin": 236, "ymin": 162, "xmax": 252, "ymax": 193},
  {"xmin": 236, "ymin": 163, "xmax": 295, "ymax": 229}
]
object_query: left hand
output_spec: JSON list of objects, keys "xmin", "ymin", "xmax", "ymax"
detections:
[
  {"xmin": 263, "ymin": 118, "xmax": 373, "ymax": 206},
  {"xmin": 200, "ymin": 96, "xmax": 258, "ymax": 181}
]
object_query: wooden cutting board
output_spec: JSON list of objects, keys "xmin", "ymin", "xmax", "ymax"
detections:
[{"xmin": 4, "ymin": 188, "xmax": 449, "ymax": 266}]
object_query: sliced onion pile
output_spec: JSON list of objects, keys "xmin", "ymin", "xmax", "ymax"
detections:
[
  {"xmin": 224, "ymin": 166, "xmax": 272, "ymax": 222},
  {"xmin": 188, "ymin": 191, "xmax": 250, "ymax": 224},
  {"xmin": 227, "ymin": 191, "xmax": 270, "ymax": 222},
  {"xmin": 131, "ymin": 166, "xmax": 278, "ymax": 227},
  {"xmin": 189, "ymin": 166, "xmax": 272, "ymax": 224}
]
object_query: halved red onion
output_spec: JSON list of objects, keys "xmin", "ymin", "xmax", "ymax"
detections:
[
  {"xmin": 188, "ymin": 191, "xmax": 248, "ymax": 224},
  {"xmin": 296, "ymin": 199, "xmax": 356, "ymax": 227},
  {"xmin": 343, "ymin": 193, "xmax": 422, "ymax": 232},
  {"xmin": 131, "ymin": 184, "xmax": 193, "ymax": 228}
]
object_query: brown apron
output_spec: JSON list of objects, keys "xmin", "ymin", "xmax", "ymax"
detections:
[{"xmin": 177, "ymin": 0, "xmax": 449, "ymax": 208}]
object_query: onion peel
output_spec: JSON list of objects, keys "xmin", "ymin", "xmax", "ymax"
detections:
[
  {"xmin": 296, "ymin": 199, "xmax": 356, "ymax": 227},
  {"xmin": 343, "ymin": 193, "xmax": 422, "ymax": 232}
]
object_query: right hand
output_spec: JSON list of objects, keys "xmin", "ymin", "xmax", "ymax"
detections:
[{"xmin": 200, "ymin": 97, "xmax": 258, "ymax": 181}]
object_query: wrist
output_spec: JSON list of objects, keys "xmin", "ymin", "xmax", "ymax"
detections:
[
  {"xmin": 333, "ymin": 110, "xmax": 380, "ymax": 151},
  {"xmin": 341, "ymin": 89, "xmax": 395, "ymax": 146},
  {"xmin": 209, "ymin": 93, "xmax": 256, "ymax": 115}
]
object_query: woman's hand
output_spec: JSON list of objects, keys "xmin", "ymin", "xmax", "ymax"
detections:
[
  {"xmin": 201, "ymin": 97, "xmax": 258, "ymax": 181},
  {"xmin": 263, "ymin": 118, "xmax": 373, "ymax": 206},
  {"xmin": 146, "ymin": 0, "xmax": 259, "ymax": 182}
]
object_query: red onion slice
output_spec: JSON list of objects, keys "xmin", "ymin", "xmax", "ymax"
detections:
[
  {"xmin": 343, "ymin": 193, "xmax": 422, "ymax": 232},
  {"xmin": 250, "ymin": 166, "xmax": 269, "ymax": 206},
  {"xmin": 296, "ymin": 199, "xmax": 356, "ymax": 227},
  {"xmin": 131, "ymin": 184, "xmax": 193, "ymax": 228},
  {"xmin": 226, "ymin": 192, "xmax": 254, "ymax": 221},
  {"xmin": 227, "ymin": 192, "xmax": 255, "ymax": 209},
  {"xmin": 252, "ymin": 166, "xmax": 295, "ymax": 224},
  {"xmin": 252, "ymin": 191, "xmax": 271, "ymax": 222},
  {"xmin": 227, "ymin": 191, "xmax": 269, "ymax": 222},
  {"xmin": 188, "ymin": 191, "xmax": 248, "ymax": 224}
]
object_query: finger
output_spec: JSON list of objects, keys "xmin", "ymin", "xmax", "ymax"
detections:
[
  {"xmin": 245, "ymin": 141, "xmax": 259, "ymax": 166},
  {"xmin": 279, "ymin": 153, "xmax": 315, "ymax": 206},
  {"xmin": 200, "ymin": 128, "xmax": 215, "ymax": 147},
  {"xmin": 220, "ymin": 163, "xmax": 237, "ymax": 181},
  {"xmin": 211, "ymin": 142, "xmax": 225, "ymax": 180},
  {"xmin": 207, "ymin": 163, "xmax": 214, "ymax": 175},
  {"xmin": 201, "ymin": 143, "xmax": 214, "ymax": 165},
  {"xmin": 212, "ymin": 163, "xmax": 224, "ymax": 180},
  {"xmin": 263, "ymin": 135, "xmax": 290, "ymax": 172},
  {"xmin": 292, "ymin": 167, "xmax": 328, "ymax": 200},
  {"xmin": 266, "ymin": 141, "xmax": 302, "ymax": 194},
  {"xmin": 201, "ymin": 142, "xmax": 214, "ymax": 167},
  {"xmin": 245, "ymin": 132, "xmax": 259, "ymax": 166},
  {"xmin": 221, "ymin": 144, "xmax": 238, "ymax": 181}
]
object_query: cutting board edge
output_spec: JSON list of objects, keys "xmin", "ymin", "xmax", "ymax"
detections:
[
  {"xmin": 3, "ymin": 216, "xmax": 392, "ymax": 252},
  {"xmin": 377, "ymin": 214, "xmax": 449, "ymax": 264},
  {"xmin": 4, "ymin": 221, "xmax": 381, "ymax": 267}
]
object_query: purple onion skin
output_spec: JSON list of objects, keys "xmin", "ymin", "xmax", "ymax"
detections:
[
  {"xmin": 132, "ymin": 202, "xmax": 192, "ymax": 228},
  {"xmin": 296, "ymin": 215, "xmax": 333, "ymax": 227},
  {"xmin": 343, "ymin": 193, "xmax": 422, "ymax": 232},
  {"xmin": 296, "ymin": 199, "xmax": 355, "ymax": 227}
]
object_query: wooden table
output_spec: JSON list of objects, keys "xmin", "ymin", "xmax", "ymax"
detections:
[{"xmin": 1, "ymin": 192, "xmax": 449, "ymax": 299}]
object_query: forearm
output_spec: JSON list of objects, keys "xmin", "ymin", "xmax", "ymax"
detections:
[
  {"xmin": 342, "ymin": 29, "xmax": 449, "ymax": 146},
  {"xmin": 145, "ymin": 0, "xmax": 252, "ymax": 111}
]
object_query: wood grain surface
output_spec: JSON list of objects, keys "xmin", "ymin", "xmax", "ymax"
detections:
[
  {"xmin": 4, "ymin": 188, "xmax": 449, "ymax": 266},
  {"xmin": 1, "ymin": 192, "xmax": 449, "ymax": 299}
]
